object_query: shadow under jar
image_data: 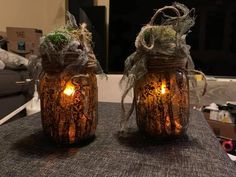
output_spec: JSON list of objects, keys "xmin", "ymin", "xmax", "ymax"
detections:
[
  {"xmin": 39, "ymin": 53, "xmax": 98, "ymax": 145},
  {"xmin": 134, "ymin": 55, "xmax": 189, "ymax": 138}
]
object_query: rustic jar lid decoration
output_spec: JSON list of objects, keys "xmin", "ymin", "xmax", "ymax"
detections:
[{"xmin": 120, "ymin": 2, "xmax": 207, "ymax": 137}]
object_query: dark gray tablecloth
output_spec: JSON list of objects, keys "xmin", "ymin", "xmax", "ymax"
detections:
[{"xmin": 0, "ymin": 102, "xmax": 235, "ymax": 177}]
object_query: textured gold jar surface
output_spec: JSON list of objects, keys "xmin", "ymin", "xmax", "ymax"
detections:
[
  {"xmin": 134, "ymin": 69, "xmax": 189, "ymax": 138},
  {"xmin": 39, "ymin": 71, "xmax": 98, "ymax": 144}
]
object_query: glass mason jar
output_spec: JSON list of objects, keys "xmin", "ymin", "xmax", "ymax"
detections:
[
  {"xmin": 134, "ymin": 55, "xmax": 189, "ymax": 138},
  {"xmin": 39, "ymin": 53, "xmax": 98, "ymax": 144}
]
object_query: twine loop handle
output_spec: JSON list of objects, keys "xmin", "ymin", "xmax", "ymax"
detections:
[
  {"xmin": 137, "ymin": 6, "xmax": 181, "ymax": 53},
  {"xmin": 149, "ymin": 6, "xmax": 180, "ymax": 25}
]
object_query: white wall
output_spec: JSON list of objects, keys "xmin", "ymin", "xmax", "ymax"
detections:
[
  {"xmin": 0, "ymin": 0, "xmax": 66, "ymax": 34},
  {"xmin": 97, "ymin": 75, "xmax": 131, "ymax": 103},
  {"xmin": 0, "ymin": 0, "xmax": 109, "ymax": 34}
]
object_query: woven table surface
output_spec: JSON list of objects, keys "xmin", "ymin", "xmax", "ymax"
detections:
[{"xmin": 0, "ymin": 102, "xmax": 235, "ymax": 177}]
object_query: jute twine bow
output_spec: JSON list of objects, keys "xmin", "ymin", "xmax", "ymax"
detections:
[
  {"xmin": 136, "ymin": 6, "xmax": 180, "ymax": 51},
  {"xmin": 120, "ymin": 3, "xmax": 207, "ymax": 132}
]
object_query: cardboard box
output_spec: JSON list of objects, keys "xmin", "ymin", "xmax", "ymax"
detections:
[
  {"xmin": 6, "ymin": 27, "xmax": 42, "ymax": 57},
  {"xmin": 0, "ymin": 31, "xmax": 7, "ymax": 39},
  {"xmin": 204, "ymin": 112, "xmax": 236, "ymax": 140},
  {"xmin": 0, "ymin": 31, "xmax": 7, "ymax": 50}
]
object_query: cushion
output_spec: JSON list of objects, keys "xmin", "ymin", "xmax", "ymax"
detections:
[{"xmin": 0, "ymin": 49, "xmax": 28, "ymax": 70}]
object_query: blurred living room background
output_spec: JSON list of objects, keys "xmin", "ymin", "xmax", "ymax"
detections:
[
  {"xmin": 1, "ymin": 0, "xmax": 236, "ymax": 74},
  {"xmin": 0, "ymin": 0, "xmax": 236, "ymax": 118}
]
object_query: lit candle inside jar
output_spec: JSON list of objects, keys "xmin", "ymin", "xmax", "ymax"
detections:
[
  {"xmin": 63, "ymin": 83, "xmax": 75, "ymax": 96},
  {"xmin": 135, "ymin": 72, "xmax": 189, "ymax": 137},
  {"xmin": 161, "ymin": 83, "xmax": 166, "ymax": 95}
]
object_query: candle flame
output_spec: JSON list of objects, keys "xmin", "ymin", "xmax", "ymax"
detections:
[
  {"xmin": 161, "ymin": 83, "xmax": 166, "ymax": 95},
  {"xmin": 63, "ymin": 84, "xmax": 75, "ymax": 96}
]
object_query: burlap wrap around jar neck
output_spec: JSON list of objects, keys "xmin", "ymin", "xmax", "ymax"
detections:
[
  {"xmin": 41, "ymin": 52, "xmax": 97, "ymax": 73},
  {"xmin": 146, "ymin": 55, "xmax": 188, "ymax": 73}
]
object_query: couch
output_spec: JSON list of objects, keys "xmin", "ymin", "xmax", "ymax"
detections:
[{"xmin": 0, "ymin": 69, "xmax": 33, "ymax": 120}]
